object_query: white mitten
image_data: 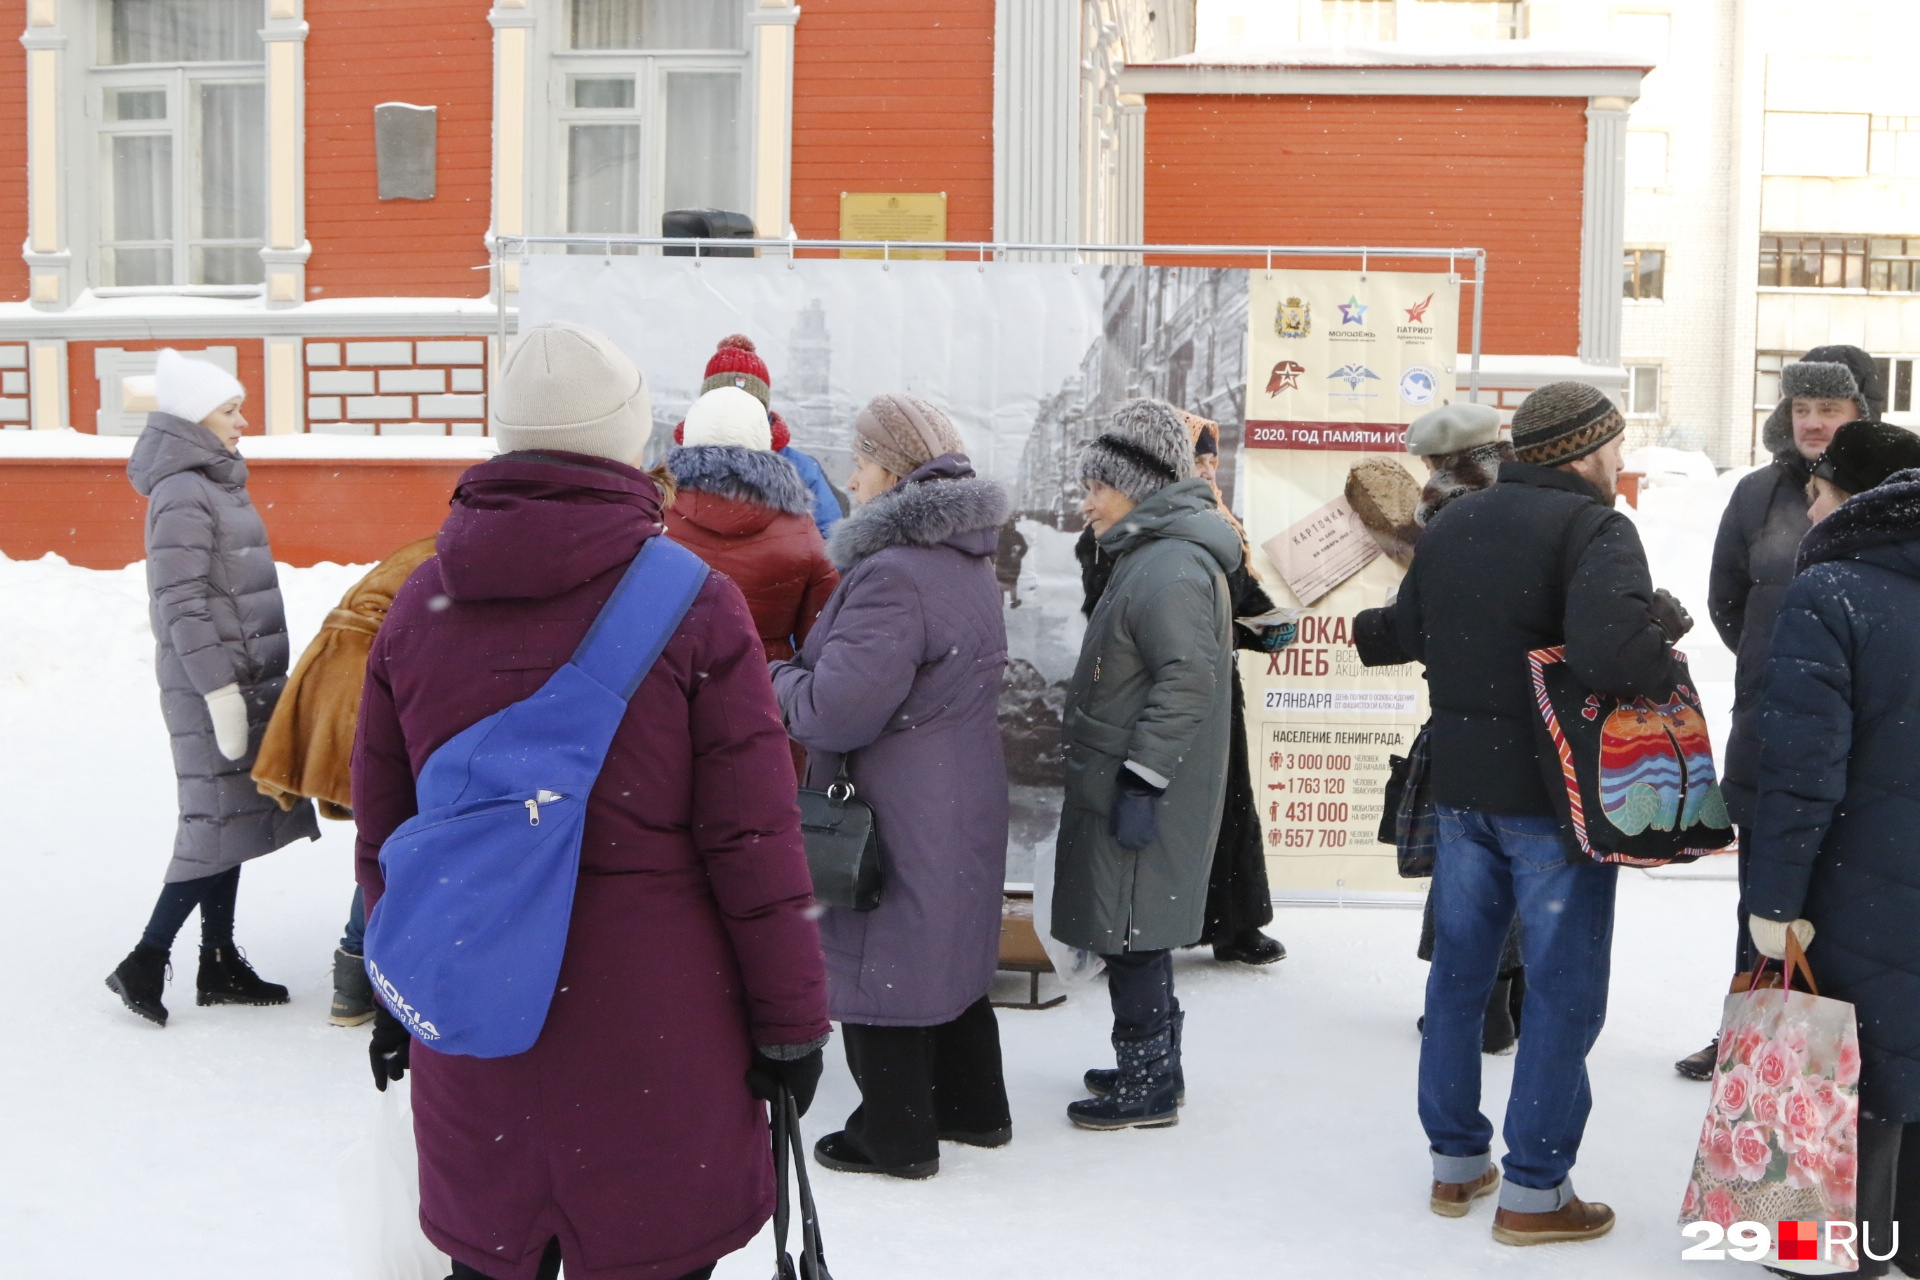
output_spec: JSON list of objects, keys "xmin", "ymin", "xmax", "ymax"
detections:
[
  {"xmin": 205, "ymin": 683, "xmax": 250, "ymax": 762},
  {"xmin": 1748, "ymin": 914, "xmax": 1816, "ymax": 961}
]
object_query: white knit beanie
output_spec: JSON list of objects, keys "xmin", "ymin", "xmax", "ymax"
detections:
[
  {"xmin": 491, "ymin": 321, "xmax": 652, "ymax": 463},
  {"xmin": 155, "ymin": 349, "xmax": 246, "ymax": 426},
  {"xmin": 681, "ymin": 385, "xmax": 772, "ymax": 451}
]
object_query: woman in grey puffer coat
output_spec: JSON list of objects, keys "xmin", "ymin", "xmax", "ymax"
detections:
[
  {"xmin": 771, "ymin": 394, "xmax": 1012, "ymax": 1182},
  {"xmin": 1054, "ymin": 400, "xmax": 1241, "ymax": 1132},
  {"xmin": 106, "ymin": 351, "xmax": 318, "ymax": 1027}
]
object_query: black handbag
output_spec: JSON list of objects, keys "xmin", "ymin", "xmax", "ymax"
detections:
[
  {"xmin": 797, "ymin": 760, "xmax": 882, "ymax": 912},
  {"xmin": 1378, "ymin": 723, "xmax": 1436, "ymax": 879}
]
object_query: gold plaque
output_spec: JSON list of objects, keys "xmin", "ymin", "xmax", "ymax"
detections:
[{"xmin": 839, "ymin": 192, "xmax": 947, "ymax": 259}]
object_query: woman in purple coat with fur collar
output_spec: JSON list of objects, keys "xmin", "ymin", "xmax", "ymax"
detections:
[{"xmin": 772, "ymin": 394, "xmax": 1013, "ymax": 1181}]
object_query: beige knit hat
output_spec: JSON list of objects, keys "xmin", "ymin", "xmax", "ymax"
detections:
[
  {"xmin": 491, "ymin": 322, "xmax": 652, "ymax": 463},
  {"xmin": 852, "ymin": 393, "xmax": 964, "ymax": 477}
]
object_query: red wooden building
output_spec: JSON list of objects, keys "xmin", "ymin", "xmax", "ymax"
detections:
[{"xmin": 0, "ymin": 1, "xmax": 1644, "ymax": 566}]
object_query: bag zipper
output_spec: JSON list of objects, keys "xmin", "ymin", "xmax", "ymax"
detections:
[{"xmin": 524, "ymin": 790, "xmax": 565, "ymax": 825}]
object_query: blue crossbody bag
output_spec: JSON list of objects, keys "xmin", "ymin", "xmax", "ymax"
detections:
[{"xmin": 363, "ymin": 536, "xmax": 709, "ymax": 1058}]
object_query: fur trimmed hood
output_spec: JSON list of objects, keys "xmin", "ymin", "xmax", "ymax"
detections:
[
  {"xmin": 827, "ymin": 453, "xmax": 1009, "ymax": 569},
  {"xmin": 666, "ymin": 444, "xmax": 814, "ymax": 516},
  {"xmin": 1799, "ymin": 468, "xmax": 1920, "ymax": 574},
  {"xmin": 1417, "ymin": 441, "xmax": 1514, "ymax": 527}
]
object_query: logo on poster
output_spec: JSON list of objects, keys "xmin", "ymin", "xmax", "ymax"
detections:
[
  {"xmin": 1328, "ymin": 364, "xmax": 1382, "ymax": 392},
  {"xmin": 1276, "ymin": 297, "xmax": 1312, "ymax": 339},
  {"xmin": 1338, "ymin": 296, "xmax": 1368, "ymax": 325},
  {"xmin": 1399, "ymin": 366, "xmax": 1439, "ymax": 406},
  {"xmin": 1397, "ymin": 292, "xmax": 1437, "ymax": 343},
  {"xmin": 1405, "ymin": 294, "xmax": 1434, "ymax": 323},
  {"xmin": 1267, "ymin": 360, "xmax": 1306, "ymax": 394}
]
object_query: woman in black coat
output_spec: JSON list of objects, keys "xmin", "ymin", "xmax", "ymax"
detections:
[{"xmin": 1750, "ymin": 429, "xmax": 1920, "ymax": 1277}]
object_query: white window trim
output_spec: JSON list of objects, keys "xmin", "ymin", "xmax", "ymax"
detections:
[
  {"xmin": 525, "ymin": 0, "xmax": 756, "ymax": 245},
  {"xmin": 69, "ymin": 1, "xmax": 270, "ymax": 294},
  {"xmin": 1624, "ymin": 362, "xmax": 1663, "ymax": 419}
]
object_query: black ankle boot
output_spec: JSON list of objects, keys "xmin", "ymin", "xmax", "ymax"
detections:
[
  {"xmin": 1212, "ymin": 928, "xmax": 1287, "ymax": 965},
  {"xmin": 106, "ymin": 944, "xmax": 171, "ymax": 1026},
  {"xmin": 196, "ymin": 945, "xmax": 290, "ymax": 1007}
]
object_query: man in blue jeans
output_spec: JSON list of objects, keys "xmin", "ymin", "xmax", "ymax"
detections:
[{"xmin": 1394, "ymin": 382, "xmax": 1693, "ymax": 1245}]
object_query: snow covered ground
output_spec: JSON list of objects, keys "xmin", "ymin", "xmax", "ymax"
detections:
[{"xmin": 0, "ymin": 455, "xmax": 1762, "ymax": 1278}]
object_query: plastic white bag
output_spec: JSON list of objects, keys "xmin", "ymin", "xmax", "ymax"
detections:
[
  {"xmin": 340, "ymin": 1075, "xmax": 451, "ymax": 1280},
  {"xmin": 1030, "ymin": 834, "xmax": 1104, "ymax": 987}
]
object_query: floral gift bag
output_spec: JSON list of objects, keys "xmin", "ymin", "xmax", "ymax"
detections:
[{"xmin": 1679, "ymin": 943, "xmax": 1862, "ymax": 1276}]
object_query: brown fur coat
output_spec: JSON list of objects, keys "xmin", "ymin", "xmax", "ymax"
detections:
[{"xmin": 251, "ymin": 537, "xmax": 437, "ymax": 819}]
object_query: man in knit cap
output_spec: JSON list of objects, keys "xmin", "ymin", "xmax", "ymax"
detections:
[
  {"xmin": 1051, "ymin": 399, "xmax": 1243, "ymax": 1131},
  {"xmin": 694, "ymin": 334, "xmax": 844, "ymax": 536},
  {"xmin": 1392, "ymin": 381, "xmax": 1692, "ymax": 1245}
]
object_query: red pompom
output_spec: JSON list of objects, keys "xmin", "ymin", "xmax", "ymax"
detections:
[
  {"xmin": 768, "ymin": 410, "xmax": 791, "ymax": 452},
  {"xmin": 673, "ymin": 421, "xmax": 684, "ymax": 445},
  {"xmin": 717, "ymin": 334, "xmax": 756, "ymax": 353}
]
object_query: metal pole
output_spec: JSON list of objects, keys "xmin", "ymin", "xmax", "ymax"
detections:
[
  {"xmin": 1469, "ymin": 251, "xmax": 1486, "ymax": 404},
  {"xmin": 494, "ymin": 237, "xmax": 507, "ymax": 386},
  {"xmin": 493, "ymin": 234, "xmax": 1486, "ymax": 263}
]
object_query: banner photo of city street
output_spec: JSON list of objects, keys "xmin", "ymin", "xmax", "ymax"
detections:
[{"xmin": 518, "ymin": 253, "xmax": 1420, "ymax": 890}]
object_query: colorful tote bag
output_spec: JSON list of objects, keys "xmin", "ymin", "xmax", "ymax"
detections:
[
  {"xmin": 1679, "ymin": 938, "xmax": 1862, "ymax": 1275},
  {"xmin": 1526, "ymin": 645, "xmax": 1734, "ymax": 865}
]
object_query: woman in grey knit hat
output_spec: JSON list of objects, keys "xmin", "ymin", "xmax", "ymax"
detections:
[{"xmin": 1053, "ymin": 399, "xmax": 1244, "ymax": 1131}]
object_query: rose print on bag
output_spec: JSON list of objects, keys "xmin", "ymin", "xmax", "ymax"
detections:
[
  {"xmin": 1731, "ymin": 1121, "xmax": 1773, "ymax": 1182},
  {"xmin": 1714, "ymin": 1062, "xmax": 1755, "ymax": 1120}
]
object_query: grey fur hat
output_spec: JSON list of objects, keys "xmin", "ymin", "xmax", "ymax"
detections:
[
  {"xmin": 1406, "ymin": 402, "xmax": 1502, "ymax": 457},
  {"xmin": 1781, "ymin": 360, "xmax": 1864, "ymax": 406},
  {"xmin": 1080, "ymin": 399, "xmax": 1194, "ymax": 503}
]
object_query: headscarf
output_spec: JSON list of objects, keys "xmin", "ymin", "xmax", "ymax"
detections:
[{"xmin": 1184, "ymin": 412, "xmax": 1254, "ymax": 576}]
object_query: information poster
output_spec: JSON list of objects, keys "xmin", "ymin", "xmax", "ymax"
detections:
[{"xmin": 1240, "ymin": 269, "xmax": 1460, "ymax": 896}]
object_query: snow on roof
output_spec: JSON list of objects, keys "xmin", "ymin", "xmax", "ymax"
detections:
[
  {"xmin": 0, "ymin": 428, "xmax": 497, "ymax": 461},
  {"xmin": 1141, "ymin": 42, "xmax": 1655, "ymax": 72}
]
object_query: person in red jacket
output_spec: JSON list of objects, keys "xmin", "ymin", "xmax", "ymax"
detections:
[{"xmin": 664, "ymin": 385, "xmax": 839, "ymax": 663}]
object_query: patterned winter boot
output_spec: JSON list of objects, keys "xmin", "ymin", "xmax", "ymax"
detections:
[
  {"xmin": 105, "ymin": 943, "xmax": 171, "ymax": 1027},
  {"xmin": 1068, "ymin": 1023, "xmax": 1181, "ymax": 1130},
  {"xmin": 1083, "ymin": 1008, "xmax": 1185, "ymax": 1105},
  {"xmin": 196, "ymin": 945, "xmax": 290, "ymax": 1007}
]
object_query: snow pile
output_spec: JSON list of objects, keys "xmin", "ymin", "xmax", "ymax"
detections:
[{"xmin": 0, "ymin": 474, "xmax": 1757, "ymax": 1277}]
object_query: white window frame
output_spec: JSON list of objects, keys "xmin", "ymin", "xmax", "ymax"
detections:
[
  {"xmin": 77, "ymin": 1, "xmax": 268, "ymax": 294},
  {"xmin": 1625, "ymin": 362, "xmax": 1662, "ymax": 418},
  {"xmin": 530, "ymin": 0, "xmax": 754, "ymax": 245}
]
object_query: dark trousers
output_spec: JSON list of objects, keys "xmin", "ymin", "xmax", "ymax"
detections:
[
  {"xmin": 342, "ymin": 886, "xmax": 366, "ymax": 956},
  {"xmin": 1854, "ymin": 1117, "xmax": 1920, "ymax": 1277},
  {"xmin": 841, "ymin": 995, "xmax": 1010, "ymax": 1170},
  {"xmin": 1202, "ymin": 672, "xmax": 1275, "ymax": 944},
  {"xmin": 1733, "ymin": 827, "xmax": 1758, "ymax": 976},
  {"xmin": 1102, "ymin": 948, "xmax": 1176, "ymax": 1040},
  {"xmin": 449, "ymin": 1239, "xmax": 714, "ymax": 1280},
  {"xmin": 140, "ymin": 866, "xmax": 240, "ymax": 951}
]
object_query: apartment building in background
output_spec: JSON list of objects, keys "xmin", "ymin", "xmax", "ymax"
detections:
[{"xmin": 1201, "ymin": 0, "xmax": 1920, "ymax": 467}]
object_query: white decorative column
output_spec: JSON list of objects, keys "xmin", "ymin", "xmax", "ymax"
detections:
[
  {"xmin": 489, "ymin": 0, "xmax": 534, "ymax": 300},
  {"xmin": 748, "ymin": 2, "xmax": 799, "ymax": 239},
  {"xmin": 20, "ymin": 0, "xmax": 69, "ymax": 312},
  {"xmin": 1580, "ymin": 96, "xmax": 1630, "ymax": 370},
  {"xmin": 994, "ymin": 0, "xmax": 1080, "ymax": 247},
  {"xmin": 1116, "ymin": 93, "xmax": 1145, "ymax": 247},
  {"xmin": 260, "ymin": 0, "xmax": 310, "ymax": 313}
]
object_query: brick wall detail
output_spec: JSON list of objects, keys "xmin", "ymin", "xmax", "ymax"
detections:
[{"xmin": 304, "ymin": 339, "xmax": 488, "ymax": 435}]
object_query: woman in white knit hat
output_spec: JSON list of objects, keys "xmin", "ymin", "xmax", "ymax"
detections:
[{"xmin": 107, "ymin": 350, "xmax": 319, "ymax": 1026}]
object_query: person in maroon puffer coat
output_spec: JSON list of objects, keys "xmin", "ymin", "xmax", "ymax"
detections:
[
  {"xmin": 352, "ymin": 323, "xmax": 830, "ymax": 1280},
  {"xmin": 664, "ymin": 385, "xmax": 838, "ymax": 663}
]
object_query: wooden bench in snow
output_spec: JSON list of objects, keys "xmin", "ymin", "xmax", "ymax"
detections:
[{"xmin": 996, "ymin": 891, "xmax": 1065, "ymax": 1010}]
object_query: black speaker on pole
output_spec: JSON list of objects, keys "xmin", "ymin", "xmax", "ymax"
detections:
[{"xmin": 662, "ymin": 209, "xmax": 757, "ymax": 257}]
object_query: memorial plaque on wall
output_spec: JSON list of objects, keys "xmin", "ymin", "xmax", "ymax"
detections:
[
  {"xmin": 1240, "ymin": 268, "xmax": 1461, "ymax": 895},
  {"xmin": 839, "ymin": 192, "xmax": 947, "ymax": 259}
]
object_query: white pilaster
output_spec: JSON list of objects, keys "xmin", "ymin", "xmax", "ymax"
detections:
[
  {"xmin": 1116, "ymin": 94, "xmax": 1145, "ymax": 247},
  {"xmin": 29, "ymin": 338, "xmax": 67, "ymax": 430},
  {"xmin": 994, "ymin": 0, "xmax": 1081, "ymax": 247},
  {"xmin": 489, "ymin": 0, "xmax": 534, "ymax": 299},
  {"xmin": 21, "ymin": 0, "xmax": 69, "ymax": 311},
  {"xmin": 748, "ymin": 2, "xmax": 799, "ymax": 239},
  {"xmin": 1580, "ymin": 95, "xmax": 1629, "ymax": 369},
  {"xmin": 261, "ymin": 0, "xmax": 310, "ymax": 308}
]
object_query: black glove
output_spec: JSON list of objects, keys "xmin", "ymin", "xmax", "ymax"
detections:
[
  {"xmin": 1110, "ymin": 767, "xmax": 1165, "ymax": 852},
  {"xmin": 370, "ymin": 1004, "xmax": 411, "ymax": 1092},
  {"xmin": 1649, "ymin": 588, "xmax": 1694, "ymax": 643},
  {"xmin": 746, "ymin": 1046, "xmax": 825, "ymax": 1118}
]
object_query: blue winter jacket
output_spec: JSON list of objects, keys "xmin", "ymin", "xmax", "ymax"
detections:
[
  {"xmin": 779, "ymin": 446, "xmax": 843, "ymax": 538},
  {"xmin": 1751, "ymin": 470, "xmax": 1920, "ymax": 1122}
]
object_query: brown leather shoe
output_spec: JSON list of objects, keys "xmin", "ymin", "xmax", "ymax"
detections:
[
  {"xmin": 1492, "ymin": 1196, "xmax": 1616, "ymax": 1245},
  {"xmin": 1430, "ymin": 1166, "xmax": 1500, "ymax": 1218}
]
